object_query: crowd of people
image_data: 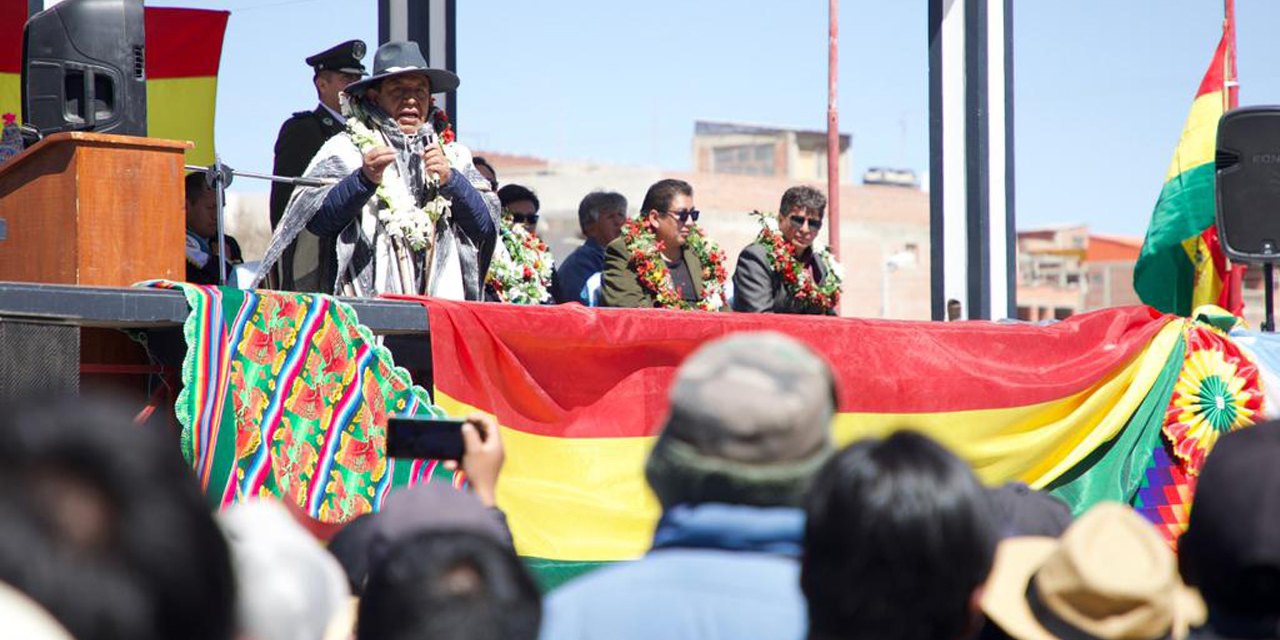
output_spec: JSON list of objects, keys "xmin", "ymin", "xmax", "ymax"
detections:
[
  {"xmin": 0, "ymin": 331, "xmax": 1277, "ymax": 640},
  {"xmin": 180, "ymin": 38, "xmax": 842, "ymax": 316}
]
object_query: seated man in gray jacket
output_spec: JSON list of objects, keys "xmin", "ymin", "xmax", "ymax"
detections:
[{"xmin": 733, "ymin": 186, "xmax": 840, "ymax": 315}]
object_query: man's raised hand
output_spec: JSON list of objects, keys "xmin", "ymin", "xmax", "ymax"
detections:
[
  {"xmin": 361, "ymin": 146, "xmax": 397, "ymax": 184},
  {"xmin": 422, "ymin": 144, "xmax": 453, "ymax": 185}
]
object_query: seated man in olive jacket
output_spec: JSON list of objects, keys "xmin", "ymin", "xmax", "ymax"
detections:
[
  {"xmin": 733, "ymin": 186, "xmax": 838, "ymax": 315},
  {"xmin": 602, "ymin": 179, "xmax": 723, "ymax": 310}
]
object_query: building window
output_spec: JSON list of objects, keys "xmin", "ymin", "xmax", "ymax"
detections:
[
  {"xmin": 1054, "ymin": 307, "xmax": 1074, "ymax": 320},
  {"xmin": 713, "ymin": 144, "xmax": 776, "ymax": 176}
]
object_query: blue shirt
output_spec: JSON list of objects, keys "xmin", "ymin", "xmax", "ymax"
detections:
[
  {"xmin": 540, "ymin": 503, "xmax": 807, "ymax": 640},
  {"xmin": 552, "ymin": 239, "xmax": 606, "ymax": 304}
]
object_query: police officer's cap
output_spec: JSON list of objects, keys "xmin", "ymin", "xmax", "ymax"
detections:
[{"xmin": 305, "ymin": 40, "xmax": 367, "ymax": 76}]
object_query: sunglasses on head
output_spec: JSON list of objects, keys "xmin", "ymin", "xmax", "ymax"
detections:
[
  {"xmin": 788, "ymin": 215, "xmax": 823, "ymax": 230},
  {"xmin": 662, "ymin": 208, "xmax": 700, "ymax": 224},
  {"xmin": 510, "ymin": 214, "xmax": 539, "ymax": 225}
]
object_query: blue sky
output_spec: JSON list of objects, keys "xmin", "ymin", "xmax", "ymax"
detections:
[{"xmin": 156, "ymin": 0, "xmax": 1278, "ymax": 237}]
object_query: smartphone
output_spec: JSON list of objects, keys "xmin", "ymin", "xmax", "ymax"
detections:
[{"xmin": 386, "ymin": 416, "xmax": 466, "ymax": 460}]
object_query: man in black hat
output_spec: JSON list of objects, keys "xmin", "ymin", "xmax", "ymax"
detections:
[
  {"xmin": 268, "ymin": 39, "xmax": 366, "ymax": 292},
  {"xmin": 253, "ymin": 41, "xmax": 498, "ymax": 300}
]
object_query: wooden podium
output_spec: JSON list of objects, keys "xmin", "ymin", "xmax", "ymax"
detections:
[
  {"xmin": 0, "ymin": 132, "xmax": 191, "ymax": 285},
  {"xmin": 0, "ymin": 132, "xmax": 193, "ymax": 403}
]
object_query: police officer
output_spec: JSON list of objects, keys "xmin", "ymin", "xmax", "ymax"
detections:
[{"xmin": 269, "ymin": 39, "xmax": 366, "ymax": 291}]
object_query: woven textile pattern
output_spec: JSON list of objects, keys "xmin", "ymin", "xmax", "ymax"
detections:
[
  {"xmin": 145, "ymin": 281, "xmax": 461, "ymax": 521},
  {"xmin": 1132, "ymin": 442, "xmax": 1195, "ymax": 548}
]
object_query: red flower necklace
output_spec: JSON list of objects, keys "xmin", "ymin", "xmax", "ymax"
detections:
[
  {"xmin": 621, "ymin": 216, "xmax": 728, "ymax": 310},
  {"xmin": 751, "ymin": 211, "xmax": 842, "ymax": 312}
]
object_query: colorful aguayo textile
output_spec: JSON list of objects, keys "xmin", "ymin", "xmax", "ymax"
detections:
[
  {"xmin": 390, "ymin": 298, "xmax": 1188, "ymax": 586},
  {"xmin": 1134, "ymin": 7, "xmax": 1243, "ymax": 316},
  {"xmin": 147, "ymin": 281, "xmax": 461, "ymax": 519}
]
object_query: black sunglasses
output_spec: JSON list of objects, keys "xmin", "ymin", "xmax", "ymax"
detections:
[
  {"xmin": 662, "ymin": 208, "xmax": 700, "ymax": 224},
  {"xmin": 511, "ymin": 214, "xmax": 540, "ymax": 225},
  {"xmin": 788, "ymin": 215, "xmax": 823, "ymax": 230}
]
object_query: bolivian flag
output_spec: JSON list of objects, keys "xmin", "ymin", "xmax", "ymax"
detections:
[
  {"xmin": 145, "ymin": 7, "xmax": 229, "ymax": 166},
  {"xmin": 402, "ymin": 297, "xmax": 1185, "ymax": 588},
  {"xmin": 0, "ymin": 0, "xmax": 24, "ymax": 126},
  {"xmin": 1134, "ymin": 8, "xmax": 1242, "ymax": 317},
  {"xmin": 0, "ymin": 5, "xmax": 227, "ymax": 165}
]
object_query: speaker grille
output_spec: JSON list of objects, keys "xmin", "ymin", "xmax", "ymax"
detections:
[
  {"xmin": 1216, "ymin": 149, "xmax": 1241, "ymax": 170},
  {"xmin": 132, "ymin": 45, "xmax": 144, "ymax": 80}
]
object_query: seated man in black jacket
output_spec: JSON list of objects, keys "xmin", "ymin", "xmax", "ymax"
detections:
[
  {"xmin": 253, "ymin": 41, "xmax": 497, "ymax": 299},
  {"xmin": 732, "ymin": 186, "xmax": 841, "ymax": 315}
]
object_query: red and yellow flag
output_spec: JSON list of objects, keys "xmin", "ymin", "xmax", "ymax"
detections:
[
  {"xmin": 0, "ymin": 4, "xmax": 227, "ymax": 165},
  {"xmin": 0, "ymin": 0, "xmax": 24, "ymax": 126},
  {"xmin": 145, "ymin": 7, "xmax": 229, "ymax": 166},
  {"xmin": 396, "ymin": 297, "xmax": 1182, "ymax": 583}
]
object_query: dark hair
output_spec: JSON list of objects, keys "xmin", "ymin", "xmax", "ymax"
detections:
[
  {"xmin": 639, "ymin": 178, "xmax": 693, "ymax": 218},
  {"xmin": 472, "ymin": 156, "xmax": 498, "ymax": 190},
  {"xmin": 1178, "ymin": 422, "xmax": 1280, "ymax": 616},
  {"xmin": 780, "ymin": 186, "xmax": 826, "ymax": 218},
  {"xmin": 184, "ymin": 172, "xmax": 211, "ymax": 204},
  {"xmin": 498, "ymin": 184, "xmax": 539, "ymax": 213},
  {"xmin": 328, "ymin": 512, "xmax": 377, "ymax": 595},
  {"xmin": 358, "ymin": 530, "xmax": 541, "ymax": 640},
  {"xmin": 802, "ymin": 431, "xmax": 997, "ymax": 640},
  {"xmin": 577, "ymin": 191, "xmax": 627, "ymax": 234},
  {"xmin": 0, "ymin": 395, "xmax": 236, "ymax": 640}
]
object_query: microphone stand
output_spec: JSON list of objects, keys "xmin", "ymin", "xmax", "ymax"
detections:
[
  {"xmin": 185, "ymin": 159, "xmax": 334, "ymax": 286},
  {"xmin": 1265, "ymin": 263, "xmax": 1274, "ymax": 333}
]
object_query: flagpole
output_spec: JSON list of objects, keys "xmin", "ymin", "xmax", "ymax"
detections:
[
  {"xmin": 1225, "ymin": 0, "xmax": 1237, "ymax": 110},
  {"xmin": 826, "ymin": 0, "xmax": 840, "ymax": 263}
]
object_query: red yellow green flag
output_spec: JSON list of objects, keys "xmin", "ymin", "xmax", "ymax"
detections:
[
  {"xmin": 1134, "ymin": 3, "xmax": 1243, "ymax": 316},
  {"xmin": 400, "ymin": 297, "xmax": 1182, "ymax": 585}
]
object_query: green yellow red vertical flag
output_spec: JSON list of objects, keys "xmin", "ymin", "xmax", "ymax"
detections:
[{"xmin": 1135, "ymin": 2, "xmax": 1243, "ymax": 317}]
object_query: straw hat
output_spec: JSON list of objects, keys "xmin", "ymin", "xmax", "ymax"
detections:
[{"xmin": 981, "ymin": 502, "xmax": 1205, "ymax": 640}]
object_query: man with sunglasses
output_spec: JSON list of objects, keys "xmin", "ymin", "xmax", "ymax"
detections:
[
  {"xmin": 498, "ymin": 184, "xmax": 541, "ymax": 237},
  {"xmin": 733, "ymin": 186, "xmax": 839, "ymax": 315},
  {"xmin": 603, "ymin": 179, "xmax": 720, "ymax": 309}
]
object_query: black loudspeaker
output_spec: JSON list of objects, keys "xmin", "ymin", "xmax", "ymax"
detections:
[
  {"xmin": 21, "ymin": 0, "xmax": 146, "ymax": 142},
  {"xmin": 1215, "ymin": 106, "xmax": 1280, "ymax": 262}
]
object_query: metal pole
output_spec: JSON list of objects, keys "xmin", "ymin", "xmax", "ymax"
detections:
[
  {"xmin": 1265, "ymin": 263, "xmax": 1275, "ymax": 333},
  {"xmin": 827, "ymin": 0, "xmax": 840, "ymax": 261},
  {"xmin": 212, "ymin": 155, "xmax": 227, "ymax": 286}
]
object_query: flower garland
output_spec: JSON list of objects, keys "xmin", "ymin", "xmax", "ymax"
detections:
[
  {"xmin": 485, "ymin": 212, "xmax": 555, "ymax": 304},
  {"xmin": 622, "ymin": 216, "xmax": 728, "ymax": 311},
  {"xmin": 343, "ymin": 97, "xmax": 451, "ymax": 252},
  {"xmin": 751, "ymin": 210, "xmax": 843, "ymax": 312}
]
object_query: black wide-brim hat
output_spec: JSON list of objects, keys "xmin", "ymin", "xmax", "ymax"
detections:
[{"xmin": 342, "ymin": 41, "xmax": 459, "ymax": 96}]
